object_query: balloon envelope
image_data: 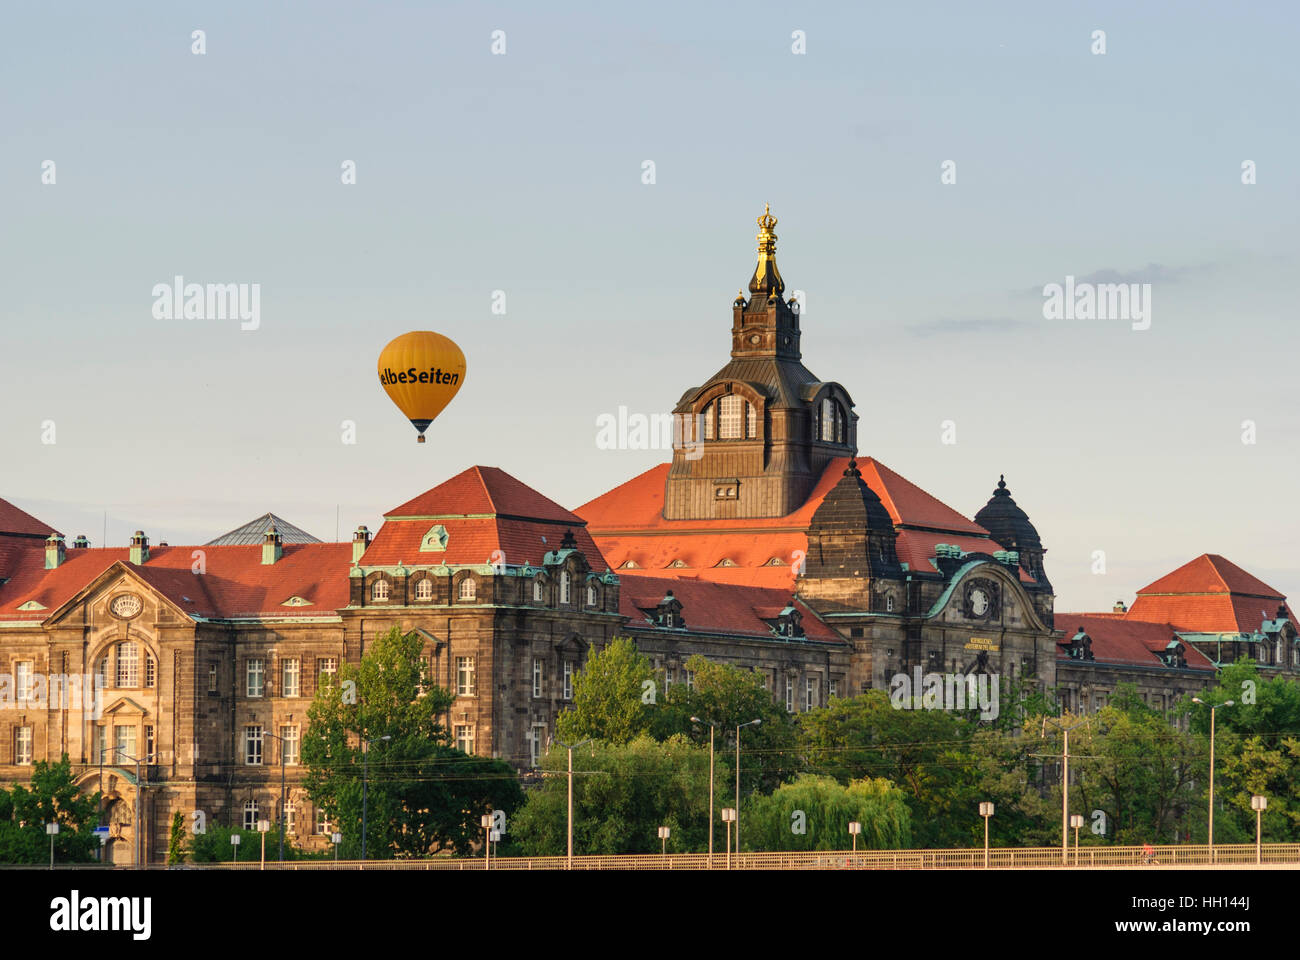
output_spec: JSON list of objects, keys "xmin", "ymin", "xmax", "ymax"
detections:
[{"xmin": 378, "ymin": 331, "xmax": 467, "ymax": 442}]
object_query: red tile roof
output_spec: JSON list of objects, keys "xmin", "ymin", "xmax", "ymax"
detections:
[
  {"xmin": 578, "ymin": 457, "xmax": 1011, "ymax": 589},
  {"xmin": 618, "ymin": 573, "xmax": 842, "ymax": 643},
  {"xmin": 0, "ymin": 543, "xmax": 353, "ymax": 622},
  {"xmin": 0, "ymin": 497, "xmax": 59, "ymax": 538},
  {"xmin": 1127, "ymin": 554, "xmax": 1293, "ymax": 633},
  {"xmin": 362, "ymin": 466, "xmax": 610, "ymax": 570},
  {"xmin": 1056, "ymin": 614, "xmax": 1215, "ymax": 671},
  {"xmin": 386, "ymin": 465, "xmax": 580, "ymax": 523}
]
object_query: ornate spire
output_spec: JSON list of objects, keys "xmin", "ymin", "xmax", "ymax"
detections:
[{"xmin": 748, "ymin": 203, "xmax": 785, "ymax": 298}]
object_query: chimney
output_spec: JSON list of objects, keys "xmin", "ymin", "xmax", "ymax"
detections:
[
  {"xmin": 1113, "ymin": 599, "xmax": 1127, "ymax": 614},
  {"xmin": 129, "ymin": 531, "xmax": 150, "ymax": 565},
  {"xmin": 352, "ymin": 525, "xmax": 371, "ymax": 564},
  {"xmin": 262, "ymin": 524, "xmax": 283, "ymax": 565},
  {"xmin": 44, "ymin": 534, "xmax": 66, "ymax": 570},
  {"xmin": 72, "ymin": 535, "xmax": 90, "ymax": 549}
]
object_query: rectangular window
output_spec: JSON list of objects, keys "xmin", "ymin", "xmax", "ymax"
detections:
[
  {"xmin": 243, "ymin": 801, "xmax": 259, "ymax": 831},
  {"xmin": 114, "ymin": 724, "xmax": 137, "ymax": 763},
  {"xmin": 719, "ymin": 394, "xmax": 743, "ymax": 439},
  {"xmin": 15, "ymin": 662, "xmax": 32, "ymax": 704},
  {"xmin": 144, "ymin": 724, "xmax": 155, "ymax": 762},
  {"xmin": 664, "ymin": 666, "xmax": 674, "ymax": 690},
  {"xmin": 532, "ymin": 658, "xmax": 543, "ymax": 698},
  {"xmin": 246, "ymin": 659, "xmax": 264, "ymax": 698},
  {"xmin": 805, "ymin": 676, "xmax": 817, "ymax": 712},
  {"xmin": 117, "ymin": 643, "xmax": 139, "ymax": 688},
  {"xmin": 317, "ymin": 657, "xmax": 337, "ymax": 683},
  {"xmin": 684, "ymin": 669, "xmax": 695, "ymax": 691},
  {"xmin": 456, "ymin": 657, "xmax": 476, "ymax": 697},
  {"xmin": 14, "ymin": 726, "xmax": 32, "ymax": 765},
  {"xmin": 563, "ymin": 661, "xmax": 574, "ymax": 700},
  {"xmin": 455, "ymin": 724, "xmax": 475, "ymax": 755},
  {"xmin": 283, "ymin": 800, "xmax": 297, "ymax": 835},
  {"xmin": 280, "ymin": 725, "xmax": 300, "ymax": 766},
  {"xmin": 208, "ymin": 663, "xmax": 218, "ymax": 694},
  {"xmin": 245, "ymin": 725, "xmax": 263, "ymax": 765},
  {"xmin": 282, "ymin": 659, "xmax": 300, "ymax": 698},
  {"xmin": 829, "ymin": 679, "xmax": 839, "ymax": 700},
  {"xmin": 785, "ymin": 676, "xmax": 794, "ymax": 713},
  {"xmin": 95, "ymin": 658, "xmax": 108, "ymax": 691},
  {"xmin": 96, "ymin": 725, "xmax": 107, "ymax": 764},
  {"xmin": 145, "ymin": 655, "xmax": 156, "ymax": 688},
  {"xmin": 315, "ymin": 808, "xmax": 331, "ymax": 836},
  {"xmin": 530, "ymin": 723, "xmax": 547, "ymax": 767}
]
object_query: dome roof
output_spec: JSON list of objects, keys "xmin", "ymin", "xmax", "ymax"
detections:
[{"xmin": 974, "ymin": 476, "xmax": 1042, "ymax": 554}]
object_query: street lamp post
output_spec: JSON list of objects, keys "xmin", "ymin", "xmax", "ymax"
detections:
[
  {"xmin": 734, "ymin": 719, "xmax": 761, "ymax": 863},
  {"xmin": 721, "ymin": 808, "xmax": 736, "ymax": 870},
  {"xmin": 46, "ymin": 822, "xmax": 59, "ymax": 870},
  {"xmin": 114, "ymin": 748, "xmax": 144, "ymax": 867},
  {"xmin": 1192, "ymin": 698, "xmax": 1233, "ymax": 864},
  {"xmin": 1041, "ymin": 716, "xmax": 1090, "ymax": 866},
  {"xmin": 260, "ymin": 727, "xmax": 289, "ymax": 862},
  {"xmin": 555, "ymin": 738, "xmax": 591, "ymax": 870},
  {"xmin": 481, "ymin": 814, "xmax": 492, "ymax": 869},
  {"xmin": 690, "ymin": 718, "xmax": 717, "ymax": 868},
  {"xmin": 979, "ymin": 802, "xmax": 995, "ymax": 869},
  {"xmin": 658, "ymin": 825, "xmax": 670, "ymax": 858},
  {"xmin": 361, "ymin": 734, "xmax": 392, "ymax": 863},
  {"xmin": 1251, "ymin": 795, "xmax": 1267, "ymax": 865},
  {"xmin": 1070, "ymin": 814, "xmax": 1084, "ymax": 864},
  {"xmin": 258, "ymin": 819, "xmax": 270, "ymax": 870},
  {"xmin": 848, "ymin": 821, "xmax": 861, "ymax": 854}
]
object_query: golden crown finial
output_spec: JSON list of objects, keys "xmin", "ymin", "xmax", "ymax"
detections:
[{"xmin": 757, "ymin": 202, "xmax": 777, "ymax": 233}]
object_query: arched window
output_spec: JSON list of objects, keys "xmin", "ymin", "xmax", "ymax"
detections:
[
  {"xmin": 702, "ymin": 403, "xmax": 714, "ymax": 440},
  {"xmin": 746, "ymin": 402, "xmax": 757, "ymax": 438},
  {"xmin": 820, "ymin": 399, "xmax": 835, "ymax": 442},
  {"xmin": 459, "ymin": 578, "xmax": 477, "ymax": 601},
  {"xmin": 116, "ymin": 642, "xmax": 139, "ymax": 688},
  {"xmin": 560, "ymin": 571, "xmax": 571, "ymax": 604},
  {"xmin": 533, "ymin": 578, "xmax": 544, "ymax": 602},
  {"xmin": 719, "ymin": 395, "xmax": 743, "ymax": 439},
  {"xmin": 587, "ymin": 583, "xmax": 597, "ymax": 606},
  {"xmin": 415, "ymin": 578, "xmax": 433, "ymax": 601},
  {"xmin": 371, "ymin": 579, "xmax": 389, "ymax": 602}
]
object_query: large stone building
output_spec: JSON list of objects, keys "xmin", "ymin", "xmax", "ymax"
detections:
[{"xmin": 1, "ymin": 208, "xmax": 1295, "ymax": 862}]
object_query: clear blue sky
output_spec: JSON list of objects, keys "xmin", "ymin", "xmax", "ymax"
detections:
[{"xmin": 2, "ymin": 1, "xmax": 1296, "ymax": 613}]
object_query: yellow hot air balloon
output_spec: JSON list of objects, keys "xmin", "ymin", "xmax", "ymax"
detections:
[{"xmin": 377, "ymin": 331, "xmax": 467, "ymax": 443}]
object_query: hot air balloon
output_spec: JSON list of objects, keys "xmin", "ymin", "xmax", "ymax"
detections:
[{"xmin": 377, "ymin": 331, "xmax": 467, "ymax": 443}]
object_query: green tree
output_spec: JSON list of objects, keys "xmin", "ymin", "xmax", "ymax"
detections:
[
  {"xmin": 166, "ymin": 810, "xmax": 187, "ymax": 865},
  {"xmin": 0, "ymin": 754, "xmax": 101, "ymax": 864},
  {"xmin": 742, "ymin": 775, "xmax": 911, "ymax": 851},
  {"xmin": 654, "ymin": 654, "xmax": 801, "ymax": 795},
  {"xmin": 554, "ymin": 636, "xmax": 656, "ymax": 745},
  {"xmin": 797, "ymin": 691, "xmax": 977, "ymax": 847},
  {"xmin": 1069, "ymin": 687, "xmax": 1204, "ymax": 845},
  {"xmin": 301, "ymin": 625, "xmax": 523, "ymax": 858},
  {"xmin": 512, "ymin": 735, "xmax": 716, "ymax": 855}
]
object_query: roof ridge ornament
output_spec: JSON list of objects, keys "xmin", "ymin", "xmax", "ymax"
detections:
[{"xmin": 748, "ymin": 203, "xmax": 785, "ymax": 298}]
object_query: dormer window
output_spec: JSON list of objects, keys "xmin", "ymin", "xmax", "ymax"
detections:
[
  {"xmin": 818, "ymin": 398, "xmax": 846, "ymax": 444},
  {"xmin": 559, "ymin": 571, "xmax": 571, "ymax": 604},
  {"xmin": 459, "ymin": 578, "xmax": 477, "ymax": 601},
  {"xmin": 533, "ymin": 578, "xmax": 544, "ymax": 602},
  {"xmin": 702, "ymin": 403, "xmax": 714, "ymax": 440},
  {"xmin": 719, "ymin": 395, "xmax": 743, "ymax": 439},
  {"xmin": 371, "ymin": 579, "xmax": 390, "ymax": 602},
  {"xmin": 586, "ymin": 584, "xmax": 597, "ymax": 606},
  {"xmin": 746, "ymin": 402, "xmax": 757, "ymax": 438},
  {"xmin": 415, "ymin": 578, "xmax": 433, "ymax": 601}
]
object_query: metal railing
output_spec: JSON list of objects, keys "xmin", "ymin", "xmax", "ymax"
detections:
[{"xmin": 174, "ymin": 842, "xmax": 1300, "ymax": 870}]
